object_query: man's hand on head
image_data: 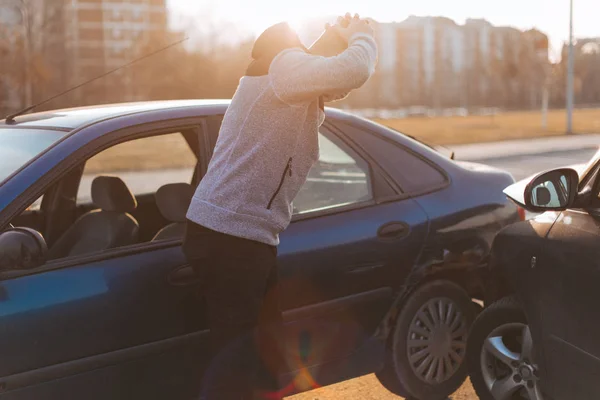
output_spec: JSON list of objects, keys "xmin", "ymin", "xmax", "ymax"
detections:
[{"xmin": 329, "ymin": 13, "xmax": 374, "ymax": 43}]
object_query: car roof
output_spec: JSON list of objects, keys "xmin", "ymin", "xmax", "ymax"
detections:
[
  {"xmin": 0, "ymin": 100, "xmax": 355, "ymax": 131},
  {"xmin": 0, "ymin": 100, "xmax": 232, "ymax": 131}
]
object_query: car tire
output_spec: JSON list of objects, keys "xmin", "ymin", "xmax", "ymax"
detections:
[
  {"xmin": 376, "ymin": 280, "xmax": 476, "ymax": 400},
  {"xmin": 467, "ymin": 296, "xmax": 543, "ymax": 400}
]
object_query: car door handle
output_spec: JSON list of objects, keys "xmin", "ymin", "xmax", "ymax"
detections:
[
  {"xmin": 168, "ymin": 264, "xmax": 201, "ymax": 286},
  {"xmin": 345, "ymin": 263, "xmax": 384, "ymax": 275},
  {"xmin": 377, "ymin": 222, "xmax": 409, "ymax": 239}
]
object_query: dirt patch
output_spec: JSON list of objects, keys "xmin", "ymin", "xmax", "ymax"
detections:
[{"xmin": 286, "ymin": 374, "xmax": 477, "ymax": 399}]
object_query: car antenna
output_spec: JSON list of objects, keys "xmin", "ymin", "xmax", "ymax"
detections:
[{"xmin": 4, "ymin": 36, "xmax": 189, "ymax": 123}]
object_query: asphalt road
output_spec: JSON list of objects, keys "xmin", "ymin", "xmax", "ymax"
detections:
[{"xmin": 469, "ymin": 147, "xmax": 598, "ymax": 181}]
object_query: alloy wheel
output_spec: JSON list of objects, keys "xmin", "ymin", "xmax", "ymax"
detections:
[{"xmin": 480, "ymin": 322, "xmax": 543, "ymax": 400}]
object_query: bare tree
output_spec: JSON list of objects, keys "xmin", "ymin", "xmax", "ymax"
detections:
[{"xmin": 0, "ymin": 0, "xmax": 67, "ymax": 113}]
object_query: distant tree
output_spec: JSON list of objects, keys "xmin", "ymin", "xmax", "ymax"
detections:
[
  {"xmin": 0, "ymin": 0, "xmax": 69, "ymax": 112},
  {"xmin": 550, "ymin": 39, "xmax": 600, "ymax": 107},
  {"xmin": 129, "ymin": 26, "xmax": 255, "ymax": 102},
  {"xmin": 129, "ymin": 31, "xmax": 218, "ymax": 101},
  {"xmin": 575, "ymin": 42, "xmax": 600, "ymax": 104}
]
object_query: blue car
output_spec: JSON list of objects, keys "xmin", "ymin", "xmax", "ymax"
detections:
[{"xmin": 0, "ymin": 101, "xmax": 519, "ymax": 400}]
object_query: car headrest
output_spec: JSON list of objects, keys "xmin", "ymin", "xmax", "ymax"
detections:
[
  {"xmin": 91, "ymin": 176, "xmax": 137, "ymax": 213},
  {"xmin": 156, "ymin": 183, "xmax": 194, "ymax": 223}
]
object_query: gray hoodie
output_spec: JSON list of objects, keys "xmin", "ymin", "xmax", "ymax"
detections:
[{"xmin": 186, "ymin": 32, "xmax": 378, "ymax": 246}]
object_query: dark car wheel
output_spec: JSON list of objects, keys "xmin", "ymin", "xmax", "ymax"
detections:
[
  {"xmin": 376, "ymin": 280, "xmax": 476, "ymax": 400},
  {"xmin": 467, "ymin": 297, "xmax": 544, "ymax": 400}
]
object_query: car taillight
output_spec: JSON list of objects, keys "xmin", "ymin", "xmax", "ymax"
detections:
[{"xmin": 517, "ymin": 206, "xmax": 526, "ymax": 221}]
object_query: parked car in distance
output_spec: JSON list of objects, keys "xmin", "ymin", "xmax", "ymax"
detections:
[
  {"xmin": 467, "ymin": 148, "xmax": 600, "ymax": 400},
  {"xmin": 0, "ymin": 101, "xmax": 519, "ymax": 400}
]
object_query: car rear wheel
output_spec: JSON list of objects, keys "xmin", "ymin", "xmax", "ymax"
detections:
[
  {"xmin": 376, "ymin": 280, "xmax": 476, "ymax": 400},
  {"xmin": 467, "ymin": 296, "xmax": 544, "ymax": 400}
]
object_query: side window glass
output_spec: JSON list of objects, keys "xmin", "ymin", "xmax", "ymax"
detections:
[
  {"xmin": 78, "ymin": 132, "xmax": 196, "ymax": 203},
  {"xmin": 60, "ymin": 132, "xmax": 197, "ymax": 260},
  {"xmin": 205, "ymin": 115, "xmax": 224, "ymax": 159},
  {"xmin": 27, "ymin": 195, "xmax": 44, "ymax": 211},
  {"xmin": 294, "ymin": 130, "xmax": 372, "ymax": 214},
  {"xmin": 4, "ymin": 131, "xmax": 201, "ymax": 270},
  {"xmin": 9, "ymin": 195, "xmax": 46, "ymax": 233},
  {"xmin": 334, "ymin": 120, "xmax": 447, "ymax": 193}
]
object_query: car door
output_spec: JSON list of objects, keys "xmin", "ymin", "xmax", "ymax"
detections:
[
  {"xmin": 533, "ymin": 164, "xmax": 600, "ymax": 400},
  {"xmin": 265, "ymin": 124, "xmax": 430, "ymax": 390},
  {"xmin": 0, "ymin": 245, "xmax": 209, "ymax": 400},
  {"xmin": 0, "ymin": 126, "xmax": 210, "ymax": 400}
]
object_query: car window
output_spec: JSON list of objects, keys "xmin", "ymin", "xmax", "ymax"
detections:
[
  {"xmin": 573, "ymin": 150, "xmax": 600, "ymax": 205},
  {"xmin": 205, "ymin": 115, "xmax": 224, "ymax": 160},
  {"xmin": 333, "ymin": 120, "xmax": 447, "ymax": 194},
  {"xmin": 27, "ymin": 195, "xmax": 44, "ymax": 211},
  {"xmin": 587, "ymin": 162, "xmax": 600, "ymax": 204},
  {"xmin": 0, "ymin": 128, "xmax": 68, "ymax": 185},
  {"xmin": 293, "ymin": 130, "xmax": 372, "ymax": 214},
  {"xmin": 77, "ymin": 132, "xmax": 196, "ymax": 203},
  {"xmin": 3, "ymin": 130, "xmax": 203, "ymax": 272},
  {"xmin": 579, "ymin": 148, "xmax": 600, "ymax": 190}
]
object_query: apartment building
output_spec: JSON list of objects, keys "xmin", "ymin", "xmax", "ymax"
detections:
[
  {"xmin": 299, "ymin": 16, "xmax": 549, "ymax": 110},
  {"xmin": 63, "ymin": 0, "xmax": 168, "ymax": 103},
  {"xmin": 365, "ymin": 17, "xmax": 550, "ymax": 109},
  {"xmin": 0, "ymin": 4, "xmax": 25, "ymax": 113},
  {"xmin": 0, "ymin": 0, "xmax": 168, "ymax": 113}
]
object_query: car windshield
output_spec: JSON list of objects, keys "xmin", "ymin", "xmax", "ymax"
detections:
[
  {"xmin": 0, "ymin": 128, "xmax": 68, "ymax": 184},
  {"xmin": 579, "ymin": 148, "xmax": 600, "ymax": 188}
]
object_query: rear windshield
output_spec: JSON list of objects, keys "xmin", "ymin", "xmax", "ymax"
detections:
[{"xmin": 0, "ymin": 128, "xmax": 68, "ymax": 184}]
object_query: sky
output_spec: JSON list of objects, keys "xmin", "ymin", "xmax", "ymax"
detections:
[{"xmin": 168, "ymin": 0, "xmax": 598, "ymax": 59}]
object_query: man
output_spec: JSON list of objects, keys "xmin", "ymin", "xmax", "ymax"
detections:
[{"xmin": 183, "ymin": 14, "xmax": 378, "ymax": 399}]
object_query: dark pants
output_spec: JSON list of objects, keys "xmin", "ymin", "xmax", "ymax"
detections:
[{"xmin": 182, "ymin": 222, "xmax": 284, "ymax": 400}]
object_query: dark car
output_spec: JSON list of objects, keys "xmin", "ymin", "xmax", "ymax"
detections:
[
  {"xmin": 467, "ymin": 148, "xmax": 600, "ymax": 400},
  {"xmin": 0, "ymin": 101, "xmax": 518, "ymax": 400}
]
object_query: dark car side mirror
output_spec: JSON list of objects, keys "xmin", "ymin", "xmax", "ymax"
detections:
[
  {"xmin": 0, "ymin": 227, "xmax": 48, "ymax": 271},
  {"xmin": 524, "ymin": 168, "xmax": 579, "ymax": 212}
]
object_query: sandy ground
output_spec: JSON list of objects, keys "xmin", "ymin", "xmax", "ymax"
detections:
[{"xmin": 286, "ymin": 374, "xmax": 477, "ymax": 400}]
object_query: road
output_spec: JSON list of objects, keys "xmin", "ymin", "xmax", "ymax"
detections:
[
  {"xmin": 451, "ymin": 134, "xmax": 600, "ymax": 181},
  {"xmin": 468, "ymin": 147, "xmax": 597, "ymax": 181}
]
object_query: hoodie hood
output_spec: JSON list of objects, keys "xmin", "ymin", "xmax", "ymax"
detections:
[
  {"xmin": 251, "ymin": 22, "xmax": 306, "ymax": 60},
  {"xmin": 246, "ymin": 22, "xmax": 306, "ymax": 77},
  {"xmin": 245, "ymin": 22, "xmax": 324, "ymax": 110}
]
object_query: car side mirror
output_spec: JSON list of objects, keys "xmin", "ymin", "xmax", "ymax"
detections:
[
  {"xmin": 0, "ymin": 227, "xmax": 48, "ymax": 271},
  {"xmin": 524, "ymin": 168, "xmax": 579, "ymax": 211}
]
